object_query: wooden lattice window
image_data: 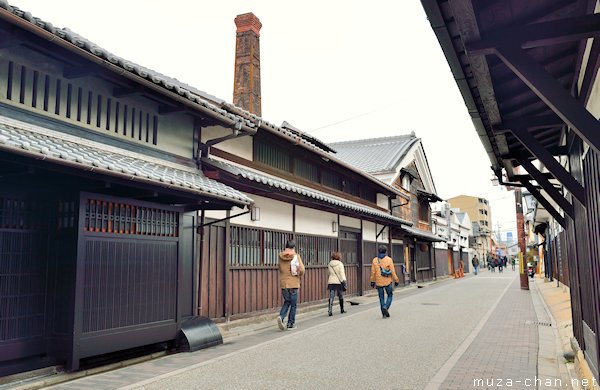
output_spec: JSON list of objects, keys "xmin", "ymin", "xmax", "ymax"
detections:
[
  {"xmin": 83, "ymin": 199, "xmax": 178, "ymax": 236},
  {"xmin": 0, "ymin": 197, "xmax": 44, "ymax": 230},
  {"xmin": 295, "ymin": 233, "xmax": 338, "ymax": 266},
  {"xmin": 1, "ymin": 59, "xmax": 158, "ymax": 145},
  {"xmin": 230, "ymin": 225, "xmax": 292, "ymax": 267}
]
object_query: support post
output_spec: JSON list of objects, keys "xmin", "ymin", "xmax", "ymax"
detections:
[{"xmin": 515, "ymin": 188, "xmax": 529, "ymax": 290}]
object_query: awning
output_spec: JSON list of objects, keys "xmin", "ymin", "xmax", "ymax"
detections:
[
  {"xmin": 401, "ymin": 226, "xmax": 446, "ymax": 242},
  {"xmin": 203, "ymin": 157, "xmax": 413, "ymax": 226},
  {"xmin": 0, "ymin": 115, "xmax": 252, "ymax": 206}
]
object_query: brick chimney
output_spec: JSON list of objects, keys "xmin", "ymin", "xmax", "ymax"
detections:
[{"xmin": 233, "ymin": 13, "xmax": 262, "ymax": 116}]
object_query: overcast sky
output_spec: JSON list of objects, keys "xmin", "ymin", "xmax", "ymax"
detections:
[{"xmin": 9, "ymin": 0, "xmax": 518, "ymax": 237}]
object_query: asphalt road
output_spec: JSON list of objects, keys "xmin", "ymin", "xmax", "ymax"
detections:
[{"xmin": 137, "ymin": 271, "xmax": 517, "ymax": 390}]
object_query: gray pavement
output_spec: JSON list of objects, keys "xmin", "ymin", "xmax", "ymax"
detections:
[{"xmin": 35, "ymin": 269, "xmax": 571, "ymax": 390}]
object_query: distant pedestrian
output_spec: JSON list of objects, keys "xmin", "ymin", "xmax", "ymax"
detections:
[
  {"xmin": 370, "ymin": 245, "xmax": 399, "ymax": 318},
  {"xmin": 472, "ymin": 255, "xmax": 480, "ymax": 275},
  {"xmin": 277, "ymin": 240, "xmax": 305, "ymax": 330},
  {"xmin": 511, "ymin": 257, "xmax": 516, "ymax": 271},
  {"xmin": 498, "ymin": 256, "xmax": 503, "ymax": 273},
  {"xmin": 327, "ymin": 251, "xmax": 347, "ymax": 316}
]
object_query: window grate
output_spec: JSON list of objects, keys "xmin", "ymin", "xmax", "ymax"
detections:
[{"xmin": 83, "ymin": 199, "xmax": 178, "ymax": 237}]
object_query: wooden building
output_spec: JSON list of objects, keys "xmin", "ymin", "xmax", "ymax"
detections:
[
  {"xmin": 0, "ymin": 2, "xmax": 259, "ymax": 375},
  {"xmin": 0, "ymin": 4, "xmax": 422, "ymax": 375},
  {"xmin": 422, "ymin": 0, "xmax": 600, "ymax": 380},
  {"xmin": 329, "ymin": 134, "xmax": 445, "ymax": 283}
]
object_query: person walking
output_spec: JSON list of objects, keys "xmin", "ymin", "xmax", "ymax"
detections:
[
  {"xmin": 277, "ymin": 240, "xmax": 305, "ymax": 330},
  {"xmin": 370, "ymin": 245, "xmax": 399, "ymax": 318},
  {"xmin": 511, "ymin": 257, "xmax": 516, "ymax": 271},
  {"xmin": 498, "ymin": 256, "xmax": 503, "ymax": 273},
  {"xmin": 327, "ymin": 251, "xmax": 347, "ymax": 316},
  {"xmin": 472, "ymin": 255, "xmax": 480, "ymax": 275}
]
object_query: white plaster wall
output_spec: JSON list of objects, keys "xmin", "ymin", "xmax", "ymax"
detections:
[
  {"xmin": 362, "ymin": 220, "xmax": 376, "ymax": 241},
  {"xmin": 340, "ymin": 216, "xmax": 361, "ymax": 229},
  {"xmin": 377, "ymin": 193, "xmax": 390, "ymax": 210},
  {"xmin": 295, "ymin": 206, "xmax": 337, "ymax": 237},
  {"xmin": 392, "ymin": 239, "xmax": 404, "ymax": 245},
  {"xmin": 205, "ymin": 194, "xmax": 293, "ymax": 231},
  {"xmin": 202, "ymin": 125, "xmax": 253, "ymax": 161}
]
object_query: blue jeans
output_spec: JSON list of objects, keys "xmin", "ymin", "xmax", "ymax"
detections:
[
  {"xmin": 377, "ymin": 284, "xmax": 393, "ymax": 313},
  {"xmin": 473, "ymin": 266, "xmax": 479, "ymax": 275},
  {"xmin": 279, "ymin": 288, "xmax": 298, "ymax": 326}
]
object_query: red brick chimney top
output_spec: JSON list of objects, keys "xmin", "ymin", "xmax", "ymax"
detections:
[{"xmin": 235, "ymin": 13, "xmax": 262, "ymax": 36}]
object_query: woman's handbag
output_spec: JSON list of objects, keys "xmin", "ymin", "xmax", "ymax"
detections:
[{"xmin": 330, "ymin": 263, "xmax": 347, "ymax": 291}]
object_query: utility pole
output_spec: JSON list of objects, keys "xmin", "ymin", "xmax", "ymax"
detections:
[{"xmin": 515, "ymin": 188, "xmax": 529, "ymax": 290}]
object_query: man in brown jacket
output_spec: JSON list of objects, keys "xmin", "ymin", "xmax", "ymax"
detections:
[
  {"xmin": 370, "ymin": 244, "xmax": 399, "ymax": 318},
  {"xmin": 277, "ymin": 240, "xmax": 305, "ymax": 330}
]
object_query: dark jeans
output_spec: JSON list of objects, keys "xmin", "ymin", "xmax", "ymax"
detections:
[
  {"xmin": 377, "ymin": 284, "xmax": 394, "ymax": 313},
  {"xmin": 279, "ymin": 288, "xmax": 298, "ymax": 326}
]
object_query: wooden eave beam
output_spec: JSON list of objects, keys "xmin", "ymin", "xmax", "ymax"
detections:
[
  {"xmin": 159, "ymin": 105, "xmax": 187, "ymax": 115},
  {"xmin": 511, "ymin": 173, "xmax": 558, "ymax": 182},
  {"xmin": 493, "ymin": 45, "xmax": 600, "ymax": 156},
  {"xmin": 63, "ymin": 66, "xmax": 92, "ymax": 79},
  {"xmin": 516, "ymin": 157, "xmax": 574, "ymax": 219},
  {"xmin": 578, "ymin": 38, "xmax": 600, "ymax": 105},
  {"xmin": 113, "ymin": 87, "xmax": 143, "ymax": 98},
  {"xmin": 508, "ymin": 126, "xmax": 586, "ymax": 204},
  {"xmin": 519, "ymin": 179, "xmax": 566, "ymax": 228},
  {"xmin": 494, "ymin": 114, "xmax": 564, "ymax": 133},
  {"xmin": 466, "ymin": 13, "xmax": 600, "ymax": 55}
]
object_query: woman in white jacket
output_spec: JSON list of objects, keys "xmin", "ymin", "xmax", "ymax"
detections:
[{"xmin": 327, "ymin": 252, "xmax": 347, "ymax": 316}]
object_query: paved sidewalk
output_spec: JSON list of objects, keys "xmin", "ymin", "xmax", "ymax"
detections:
[
  {"xmin": 2, "ymin": 273, "xmax": 577, "ymax": 390},
  {"xmin": 428, "ymin": 274, "xmax": 575, "ymax": 390}
]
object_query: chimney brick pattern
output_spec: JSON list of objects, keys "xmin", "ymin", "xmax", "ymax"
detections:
[{"xmin": 233, "ymin": 13, "xmax": 262, "ymax": 116}]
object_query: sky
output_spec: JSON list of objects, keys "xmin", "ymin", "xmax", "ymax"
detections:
[{"xmin": 9, "ymin": 0, "xmax": 518, "ymax": 238}]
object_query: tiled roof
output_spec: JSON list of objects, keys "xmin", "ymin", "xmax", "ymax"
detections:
[
  {"xmin": 0, "ymin": 116, "xmax": 253, "ymax": 205},
  {"xmin": 203, "ymin": 158, "xmax": 413, "ymax": 226},
  {"xmin": 0, "ymin": 1, "xmax": 255, "ymax": 133},
  {"xmin": 0, "ymin": 2, "xmax": 338, "ymax": 155},
  {"xmin": 328, "ymin": 135, "xmax": 420, "ymax": 174},
  {"xmin": 401, "ymin": 226, "xmax": 445, "ymax": 242},
  {"xmin": 0, "ymin": 1, "xmax": 406, "ymax": 195}
]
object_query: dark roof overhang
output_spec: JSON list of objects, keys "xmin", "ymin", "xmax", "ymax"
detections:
[
  {"xmin": 421, "ymin": 0, "xmax": 598, "ymax": 226},
  {"xmin": 202, "ymin": 157, "xmax": 413, "ymax": 227}
]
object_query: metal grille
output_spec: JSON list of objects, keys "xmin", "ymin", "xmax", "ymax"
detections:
[
  {"xmin": 82, "ymin": 238, "xmax": 177, "ymax": 333},
  {"xmin": 83, "ymin": 199, "xmax": 179, "ymax": 237}
]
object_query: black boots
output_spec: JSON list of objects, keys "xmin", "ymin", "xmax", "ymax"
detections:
[{"xmin": 328, "ymin": 293, "xmax": 346, "ymax": 316}]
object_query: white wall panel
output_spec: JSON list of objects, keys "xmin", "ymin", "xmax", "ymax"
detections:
[
  {"xmin": 340, "ymin": 215, "xmax": 361, "ymax": 229},
  {"xmin": 295, "ymin": 206, "xmax": 337, "ymax": 237},
  {"xmin": 363, "ymin": 220, "xmax": 376, "ymax": 241}
]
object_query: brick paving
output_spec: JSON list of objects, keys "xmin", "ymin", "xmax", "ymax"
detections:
[{"xmin": 439, "ymin": 277, "xmax": 539, "ymax": 390}]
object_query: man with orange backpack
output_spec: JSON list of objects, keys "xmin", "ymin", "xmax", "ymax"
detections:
[{"xmin": 370, "ymin": 245, "xmax": 400, "ymax": 318}]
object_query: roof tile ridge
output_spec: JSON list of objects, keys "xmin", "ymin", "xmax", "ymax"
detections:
[{"xmin": 0, "ymin": 116, "xmax": 199, "ymax": 173}]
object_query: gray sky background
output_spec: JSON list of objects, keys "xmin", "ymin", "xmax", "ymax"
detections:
[{"xmin": 10, "ymin": 0, "xmax": 518, "ymax": 237}]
